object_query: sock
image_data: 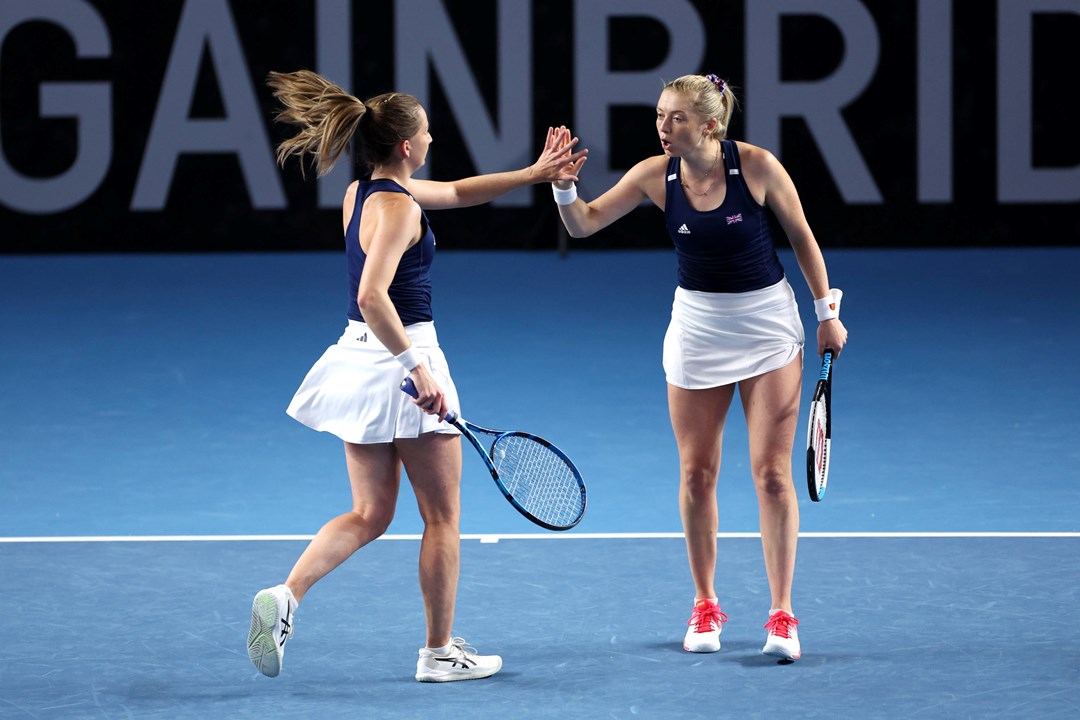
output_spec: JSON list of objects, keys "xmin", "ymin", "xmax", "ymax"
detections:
[{"xmin": 427, "ymin": 642, "xmax": 452, "ymax": 655}]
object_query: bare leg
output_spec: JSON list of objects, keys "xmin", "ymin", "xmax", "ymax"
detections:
[
  {"xmin": 738, "ymin": 356, "xmax": 802, "ymax": 613},
  {"xmin": 284, "ymin": 442, "xmax": 402, "ymax": 602},
  {"xmin": 395, "ymin": 433, "xmax": 462, "ymax": 649},
  {"xmin": 668, "ymin": 383, "xmax": 736, "ymax": 600}
]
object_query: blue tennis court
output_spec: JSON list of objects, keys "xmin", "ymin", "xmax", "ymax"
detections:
[{"xmin": 2, "ymin": 249, "xmax": 1079, "ymax": 718}]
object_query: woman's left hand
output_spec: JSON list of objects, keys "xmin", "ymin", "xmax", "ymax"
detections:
[{"xmin": 817, "ymin": 318, "xmax": 847, "ymax": 358}]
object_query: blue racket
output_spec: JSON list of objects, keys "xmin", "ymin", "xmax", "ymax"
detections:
[
  {"xmin": 806, "ymin": 349, "xmax": 833, "ymax": 502},
  {"xmin": 400, "ymin": 378, "xmax": 587, "ymax": 530}
]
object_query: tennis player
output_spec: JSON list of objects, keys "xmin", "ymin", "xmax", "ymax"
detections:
[
  {"xmin": 246, "ymin": 70, "xmax": 585, "ymax": 682},
  {"xmin": 551, "ymin": 74, "xmax": 847, "ymax": 661}
]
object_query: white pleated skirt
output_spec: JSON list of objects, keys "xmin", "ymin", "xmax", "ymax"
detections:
[
  {"xmin": 662, "ymin": 278, "xmax": 805, "ymax": 389},
  {"xmin": 286, "ymin": 320, "xmax": 461, "ymax": 444}
]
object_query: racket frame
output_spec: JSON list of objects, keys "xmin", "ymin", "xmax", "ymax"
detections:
[
  {"xmin": 453, "ymin": 417, "xmax": 586, "ymax": 530},
  {"xmin": 400, "ymin": 378, "xmax": 587, "ymax": 530},
  {"xmin": 805, "ymin": 349, "xmax": 833, "ymax": 502}
]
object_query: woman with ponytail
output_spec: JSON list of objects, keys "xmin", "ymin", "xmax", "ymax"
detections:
[
  {"xmin": 246, "ymin": 70, "xmax": 585, "ymax": 683},
  {"xmin": 551, "ymin": 74, "xmax": 847, "ymax": 662}
]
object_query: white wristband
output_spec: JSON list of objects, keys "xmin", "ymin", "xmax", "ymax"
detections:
[
  {"xmin": 552, "ymin": 183, "xmax": 577, "ymax": 205},
  {"xmin": 814, "ymin": 288, "xmax": 843, "ymax": 322},
  {"xmin": 395, "ymin": 346, "xmax": 423, "ymax": 372}
]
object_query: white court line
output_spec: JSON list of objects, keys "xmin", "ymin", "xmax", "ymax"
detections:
[{"xmin": 0, "ymin": 531, "xmax": 1077, "ymax": 543}]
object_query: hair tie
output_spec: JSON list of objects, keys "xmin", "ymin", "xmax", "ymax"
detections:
[{"xmin": 705, "ymin": 74, "xmax": 726, "ymax": 95}]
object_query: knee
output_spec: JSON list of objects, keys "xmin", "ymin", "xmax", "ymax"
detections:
[
  {"xmin": 417, "ymin": 502, "xmax": 460, "ymax": 530},
  {"xmin": 424, "ymin": 511, "xmax": 460, "ymax": 531},
  {"xmin": 681, "ymin": 465, "xmax": 719, "ymax": 503},
  {"xmin": 350, "ymin": 507, "xmax": 395, "ymax": 536},
  {"xmin": 753, "ymin": 463, "xmax": 792, "ymax": 500}
]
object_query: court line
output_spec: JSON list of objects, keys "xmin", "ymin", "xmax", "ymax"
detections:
[{"xmin": 0, "ymin": 532, "xmax": 1077, "ymax": 543}]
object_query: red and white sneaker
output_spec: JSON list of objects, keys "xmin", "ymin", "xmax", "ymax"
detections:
[
  {"xmin": 762, "ymin": 609, "xmax": 801, "ymax": 660},
  {"xmin": 683, "ymin": 599, "xmax": 728, "ymax": 652}
]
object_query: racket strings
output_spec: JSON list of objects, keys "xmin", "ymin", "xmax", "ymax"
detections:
[
  {"xmin": 808, "ymin": 401, "xmax": 829, "ymax": 495},
  {"xmin": 489, "ymin": 435, "xmax": 584, "ymax": 527}
]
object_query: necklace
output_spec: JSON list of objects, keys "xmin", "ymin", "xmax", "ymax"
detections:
[{"xmin": 680, "ymin": 142, "xmax": 722, "ymax": 196}]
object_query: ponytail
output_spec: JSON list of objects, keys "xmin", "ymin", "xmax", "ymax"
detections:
[{"xmin": 267, "ymin": 70, "xmax": 366, "ymax": 177}]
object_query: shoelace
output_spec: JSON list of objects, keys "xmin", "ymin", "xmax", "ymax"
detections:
[
  {"xmin": 433, "ymin": 638, "xmax": 479, "ymax": 668},
  {"xmin": 688, "ymin": 602, "xmax": 729, "ymax": 634},
  {"xmin": 447, "ymin": 637, "xmax": 476, "ymax": 657},
  {"xmin": 764, "ymin": 611, "xmax": 799, "ymax": 639}
]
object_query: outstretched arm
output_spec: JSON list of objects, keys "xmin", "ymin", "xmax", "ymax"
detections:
[
  {"xmin": 554, "ymin": 154, "xmax": 667, "ymax": 238},
  {"xmin": 406, "ymin": 127, "xmax": 587, "ymax": 209}
]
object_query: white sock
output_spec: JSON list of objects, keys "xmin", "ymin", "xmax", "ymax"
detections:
[{"xmin": 427, "ymin": 642, "xmax": 452, "ymax": 655}]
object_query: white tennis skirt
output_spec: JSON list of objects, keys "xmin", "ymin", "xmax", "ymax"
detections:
[
  {"xmin": 286, "ymin": 320, "xmax": 461, "ymax": 444},
  {"xmin": 663, "ymin": 278, "xmax": 805, "ymax": 389}
]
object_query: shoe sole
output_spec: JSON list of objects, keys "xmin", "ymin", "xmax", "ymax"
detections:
[
  {"xmin": 247, "ymin": 592, "xmax": 283, "ymax": 677},
  {"xmin": 684, "ymin": 629, "xmax": 721, "ymax": 653},
  {"xmin": 683, "ymin": 643, "xmax": 721, "ymax": 653},
  {"xmin": 415, "ymin": 660, "xmax": 503, "ymax": 683},
  {"xmin": 761, "ymin": 644, "xmax": 801, "ymax": 661}
]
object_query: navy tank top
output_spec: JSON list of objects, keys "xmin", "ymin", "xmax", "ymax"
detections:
[
  {"xmin": 665, "ymin": 140, "xmax": 785, "ymax": 293},
  {"xmin": 345, "ymin": 179, "xmax": 435, "ymax": 325}
]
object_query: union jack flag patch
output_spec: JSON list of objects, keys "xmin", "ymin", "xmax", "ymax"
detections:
[{"xmin": 726, "ymin": 213, "xmax": 743, "ymax": 225}]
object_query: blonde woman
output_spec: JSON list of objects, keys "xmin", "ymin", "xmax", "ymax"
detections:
[{"xmin": 551, "ymin": 74, "xmax": 847, "ymax": 661}]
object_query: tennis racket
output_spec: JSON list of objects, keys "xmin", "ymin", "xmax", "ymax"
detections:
[
  {"xmin": 806, "ymin": 348, "xmax": 834, "ymax": 502},
  {"xmin": 400, "ymin": 378, "xmax": 587, "ymax": 530}
]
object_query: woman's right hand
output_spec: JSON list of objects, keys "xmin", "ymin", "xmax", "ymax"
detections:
[
  {"xmin": 408, "ymin": 362, "xmax": 449, "ymax": 421},
  {"xmin": 540, "ymin": 126, "xmax": 588, "ymax": 188}
]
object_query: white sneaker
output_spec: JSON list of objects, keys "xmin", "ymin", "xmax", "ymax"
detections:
[
  {"xmin": 683, "ymin": 599, "xmax": 728, "ymax": 653},
  {"xmin": 761, "ymin": 609, "xmax": 801, "ymax": 660},
  {"xmin": 415, "ymin": 637, "xmax": 502, "ymax": 682},
  {"xmin": 247, "ymin": 585, "xmax": 297, "ymax": 677}
]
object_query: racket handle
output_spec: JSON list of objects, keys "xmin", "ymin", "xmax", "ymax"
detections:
[
  {"xmin": 399, "ymin": 378, "xmax": 459, "ymax": 424},
  {"xmin": 819, "ymin": 348, "xmax": 833, "ymax": 380}
]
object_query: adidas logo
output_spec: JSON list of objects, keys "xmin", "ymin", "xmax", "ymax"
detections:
[{"xmin": 677, "ymin": 223, "xmax": 691, "ymax": 234}]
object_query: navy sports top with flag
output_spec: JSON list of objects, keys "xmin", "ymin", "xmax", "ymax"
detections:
[
  {"xmin": 665, "ymin": 140, "xmax": 785, "ymax": 293},
  {"xmin": 345, "ymin": 179, "xmax": 435, "ymax": 325}
]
